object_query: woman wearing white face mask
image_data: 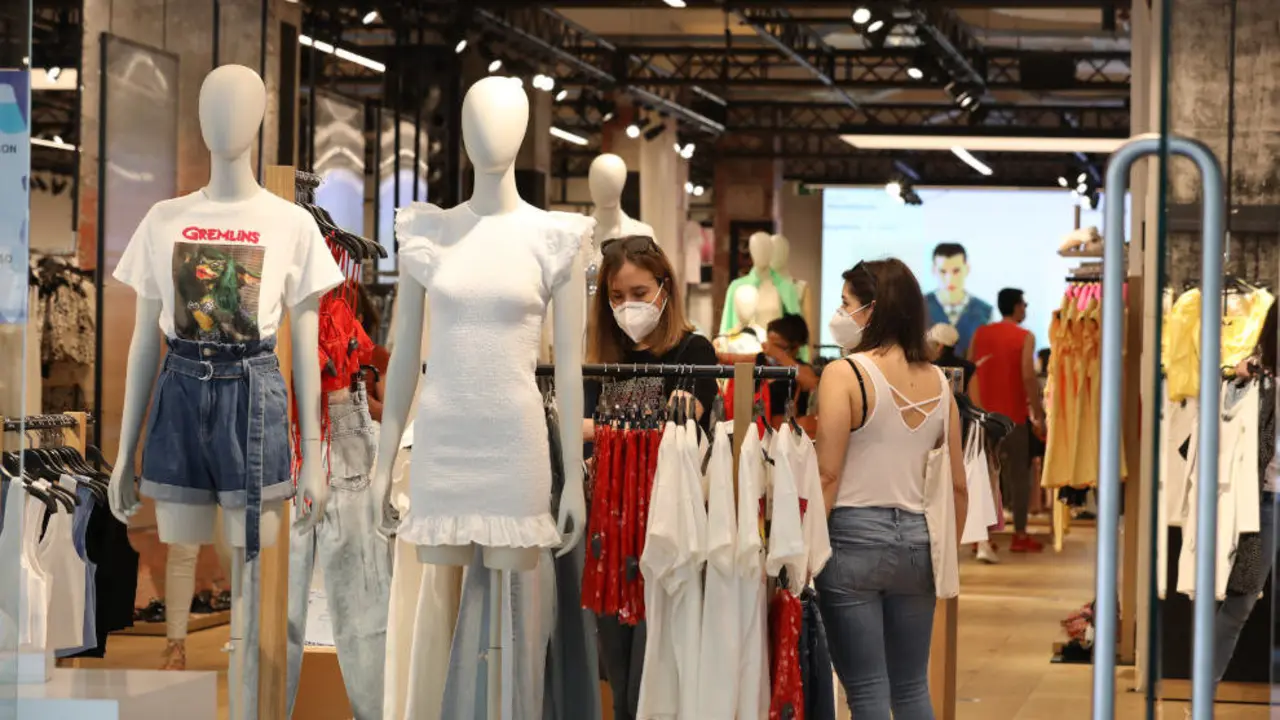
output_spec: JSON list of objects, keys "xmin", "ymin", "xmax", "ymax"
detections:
[
  {"xmin": 815, "ymin": 259, "xmax": 968, "ymax": 720},
  {"xmin": 583, "ymin": 235, "xmax": 718, "ymax": 437}
]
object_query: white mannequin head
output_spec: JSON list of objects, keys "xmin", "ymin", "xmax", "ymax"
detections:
[
  {"xmin": 198, "ymin": 64, "xmax": 265, "ymax": 159},
  {"xmin": 589, "ymin": 154, "xmax": 628, "ymax": 210},
  {"xmin": 770, "ymin": 234, "xmax": 791, "ymax": 271},
  {"xmin": 733, "ymin": 284, "xmax": 759, "ymax": 326},
  {"xmin": 461, "ymin": 76, "xmax": 529, "ymax": 174},
  {"xmin": 748, "ymin": 232, "xmax": 774, "ymax": 272}
]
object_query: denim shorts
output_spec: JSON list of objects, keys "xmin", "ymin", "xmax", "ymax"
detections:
[{"xmin": 140, "ymin": 337, "xmax": 293, "ymax": 511}]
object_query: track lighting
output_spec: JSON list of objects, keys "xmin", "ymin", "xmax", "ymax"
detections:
[
  {"xmin": 951, "ymin": 147, "xmax": 992, "ymax": 177},
  {"xmin": 47, "ymin": 66, "xmax": 61, "ymax": 81},
  {"xmin": 867, "ymin": 19, "xmax": 885, "ymax": 33},
  {"xmin": 362, "ymin": 10, "xmax": 378, "ymax": 25},
  {"xmin": 455, "ymin": 39, "xmax": 468, "ymax": 54},
  {"xmin": 851, "ymin": 7, "xmax": 872, "ymax": 25},
  {"xmin": 550, "ymin": 127, "xmax": 589, "ymax": 146},
  {"xmin": 685, "ymin": 181, "xmax": 694, "ymax": 194},
  {"xmin": 532, "ymin": 74, "xmax": 554, "ymax": 91},
  {"xmin": 663, "ymin": 0, "xmax": 688, "ymax": 6},
  {"xmin": 884, "ymin": 175, "xmax": 922, "ymax": 205},
  {"xmin": 555, "ymin": 89, "xmax": 568, "ymax": 102},
  {"xmin": 907, "ymin": 66, "xmax": 924, "ymax": 80},
  {"xmin": 1076, "ymin": 173, "xmax": 1087, "ymax": 184},
  {"xmin": 643, "ymin": 123, "xmax": 666, "ymax": 142},
  {"xmin": 1058, "ymin": 176, "xmax": 1069, "ymax": 188},
  {"xmin": 693, "ymin": 185, "xmax": 705, "ymax": 197},
  {"xmin": 626, "ymin": 123, "xmax": 641, "ymax": 139},
  {"xmin": 945, "ymin": 81, "xmax": 982, "ymax": 113},
  {"xmin": 488, "ymin": 59, "xmax": 502, "ymax": 73},
  {"xmin": 680, "ymin": 143, "xmax": 695, "ymax": 159}
]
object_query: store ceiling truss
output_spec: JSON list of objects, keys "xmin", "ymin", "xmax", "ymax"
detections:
[{"xmin": 732, "ymin": 8, "xmax": 861, "ymax": 109}]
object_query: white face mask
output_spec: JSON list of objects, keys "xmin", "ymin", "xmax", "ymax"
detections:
[
  {"xmin": 613, "ymin": 286, "xmax": 667, "ymax": 344},
  {"xmin": 829, "ymin": 302, "xmax": 871, "ymax": 350}
]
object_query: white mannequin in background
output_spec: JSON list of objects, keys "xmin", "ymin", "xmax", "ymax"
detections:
[
  {"xmin": 770, "ymin": 233, "xmax": 813, "ymax": 329},
  {"xmin": 748, "ymin": 231, "xmax": 782, "ymax": 323},
  {"xmin": 107, "ymin": 65, "xmax": 328, "ymax": 719},
  {"xmin": 587, "ymin": 153, "xmax": 654, "ymax": 293},
  {"xmin": 716, "ymin": 285, "xmax": 765, "ymax": 354},
  {"xmin": 372, "ymin": 76, "xmax": 586, "ymax": 573}
]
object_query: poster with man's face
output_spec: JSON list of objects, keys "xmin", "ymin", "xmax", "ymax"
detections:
[{"xmin": 819, "ymin": 188, "xmax": 1127, "ymax": 357}]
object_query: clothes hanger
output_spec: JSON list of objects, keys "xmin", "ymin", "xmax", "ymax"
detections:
[
  {"xmin": 3, "ymin": 452, "xmax": 61, "ymax": 514},
  {"xmin": 24, "ymin": 449, "xmax": 80, "ymax": 511}
]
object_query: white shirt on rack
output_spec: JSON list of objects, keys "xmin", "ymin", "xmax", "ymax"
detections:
[
  {"xmin": 781, "ymin": 426, "xmax": 831, "ymax": 584},
  {"xmin": 673, "ymin": 419, "xmax": 708, "ymax": 719},
  {"xmin": 766, "ymin": 429, "xmax": 806, "ymax": 593},
  {"xmin": 697, "ymin": 422, "xmax": 740, "ymax": 720},
  {"xmin": 735, "ymin": 430, "xmax": 769, "ymax": 720},
  {"xmin": 43, "ymin": 476, "xmax": 86, "ymax": 653},
  {"xmin": 638, "ymin": 423, "xmax": 682, "ymax": 719}
]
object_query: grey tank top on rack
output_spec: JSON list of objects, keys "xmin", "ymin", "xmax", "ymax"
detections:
[{"xmin": 836, "ymin": 354, "xmax": 949, "ymax": 514}]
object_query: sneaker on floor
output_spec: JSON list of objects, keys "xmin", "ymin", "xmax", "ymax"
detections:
[
  {"xmin": 976, "ymin": 541, "xmax": 1000, "ymax": 564},
  {"xmin": 1010, "ymin": 533, "xmax": 1045, "ymax": 553}
]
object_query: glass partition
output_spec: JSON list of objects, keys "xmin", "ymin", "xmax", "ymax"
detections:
[{"xmin": 0, "ymin": 0, "xmax": 31, "ymax": 714}]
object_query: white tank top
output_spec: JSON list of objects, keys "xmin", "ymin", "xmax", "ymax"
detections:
[{"xmin": 835, "ymin": 355, "xmax": 948, "ymax": 514}]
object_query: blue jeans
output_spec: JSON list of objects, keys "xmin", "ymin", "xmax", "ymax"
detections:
[
  {"xmin": 816, "ymin": 507, "xmax": 936, "ymax": 720},
  {"xmin": 1213, "ymin": 492, "xmax": 1276, "ymax": 685},
  {"xmin": 285, "ymin": 384, "xmax": 392, "ymax": 720}
]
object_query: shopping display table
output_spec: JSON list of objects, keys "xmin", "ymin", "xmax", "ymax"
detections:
[{"xmin": 14, "ymin": 668, "xmax": 216, "ymax": 720}]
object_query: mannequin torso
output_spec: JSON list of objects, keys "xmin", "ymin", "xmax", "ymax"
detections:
[
  {"xmin": 587, "ymin": 154, "xmax": 653, "ymax": 295},
  {"xmin": 716, "ymin": 284, "xmax": 765, "ymax": 354}
]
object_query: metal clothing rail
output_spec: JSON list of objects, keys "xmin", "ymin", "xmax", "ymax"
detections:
[
  {"xmin": 1095, "ymin": 134, "xmax": 1225, "ymax": 720},
  {"xmin": 420, "ymin": 362, "xmax": 800, "ymax": 381},
  {"xmin": 3, "ymin": 413, "xmax": 95, "ymax": 433}
]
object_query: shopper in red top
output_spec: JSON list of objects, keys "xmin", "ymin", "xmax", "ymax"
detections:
[{"xmin": 969, "ymin": 288, "xmax": 1046, "ymax": 553}]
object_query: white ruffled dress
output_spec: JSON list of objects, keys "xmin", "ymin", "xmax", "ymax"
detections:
[{"xmin": 394, "ymin": 201, "xmax": 594, "ymax": 549}]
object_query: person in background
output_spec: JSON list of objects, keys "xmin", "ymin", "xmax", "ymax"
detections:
[
  {"xmin": 816, "ymin": 259, "xmax": 967, "ymax": 719},
  {"xmin": 719, "ymin": 313, "xmax": 820, "ymax": 434},
  {"xmin": 1215, "ymin": 301, "xmax": 1277, "ymax": 689},
  {"xmin": 969, "ymin": 288, "xmax": 1045, "ymax": 553},
  {"xmin": 927, "ymin": 322, "xmax": 975, "ymax": 393},
  {"xmin": 582, "ymin": 235, "xmax": 717, "ymax": 720},
  {"xmin": 924, "ymin": 243, "xmax": 994, "ymax": 356},
  {"xmin": 1029, "ymin": 348, "xmax": 1051, "ymax": 515}
]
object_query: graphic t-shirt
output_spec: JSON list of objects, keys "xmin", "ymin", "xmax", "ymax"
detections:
[{"xmin": 114, "ymin": 189, "xmax": 344, "ymax": 343}]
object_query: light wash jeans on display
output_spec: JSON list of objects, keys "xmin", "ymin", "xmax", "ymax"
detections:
[
  {"xmin": 816, "ymin": 506, "xmax": 937, "ymax": 720},
  {"xmin": 285, "ymin": 383, "xmax": 393, "ymax": 720}
]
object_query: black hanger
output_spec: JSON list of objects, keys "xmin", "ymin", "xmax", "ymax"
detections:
[{"xmin": 86, "ymin": 445, "xmax": 114, "ymax": 473}]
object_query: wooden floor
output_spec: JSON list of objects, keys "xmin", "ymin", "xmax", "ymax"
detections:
[{"xmin": 77, "ymin": 527, "xmax": 1272, "ymax": 719}]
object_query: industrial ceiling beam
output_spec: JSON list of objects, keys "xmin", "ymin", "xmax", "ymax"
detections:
[
  {"xmin": 458, "ymin": 0, "xmax": 1127, "ymax": 8},
  {"xmin": 733, "ymin": 7, "xmax": 860, "ymax": 109}
]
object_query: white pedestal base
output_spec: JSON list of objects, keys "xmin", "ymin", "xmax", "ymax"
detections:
[
  {"xmin": 0, "ymin": 647, "xmax": 53, "ymax": 685},
  {"xmin": 14, "ymin": 669, "xmax": 216, "ymax": 720}
]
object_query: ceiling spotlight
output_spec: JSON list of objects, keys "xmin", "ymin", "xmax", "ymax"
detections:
[
  {"xmin": 1076, "ymin": 173, "xmax": 1088, "ymax": 184},
  {"xmin": 532, "ymin": 74, "xmax": 553, "ymax": 91},
  {"xmin": 867, "ymin": 19, "xmax": 885, "ymax": 33},
  {"xmin": 455, "ymin": 39, "xmax": 468, "ymax": 54},
  {"xmin": 852, "ymin": 7, "xmax": 872, "ymax": 25},
  {"xmin": 1076, "ymin": 183, "xmax": 1088, "ymax": 194},
  {"xmin": 959, "ymin": 95, "xmax": 975, "ymax": 108},
  {"xmin": 885, "ymin": 180, "xmax": 902, "ymax": 198},
  {"xmin": 53, "ymin": 135, "xmax": 63, "ymax": 145},
  {"xmin": 488, "ymin": 59, "xmax": 502, "ymax": 73},
  {"xmin": 626, "ymin": 123, "xmax": 641, "ymax": 139},
  {"xmin": 644, "ymin": 122, "xmax": 666, "ymax": 142},
  {"xmin": 47, "ymin": 66, "xmax": 61, "ymax": 81},
  {"xmin": 555, "ymin": 89, "xmax": 568, "ymax": 102},
  {"xmin": 674, "ymin": 142, "xmax": 682, "ymax": 153},
  {"xmin": 907, "ymin": 66, "xmax": 924, "ymax": 80},
  {"xmin": 1058, "ymin": 176, "xmax": 1069, "ymax": 188},
  {"xmin": 362, "ymin": 10, "xmax": 378, "ymax": 25},
  {"xmin": 663, "ymin": 0, "xmax": 688, "ymax": 6},
  {"xmin": 685, "ymin": 181, "xmax": 695, "ymax": 194},
  {"xmin": 681, "ymin": 143, "xmax": 695, "ymax": 159},
  {"xmin": 693, "ymin": 185, "xmax": 705, "ymax": 197},
  {"xmin": 602, "ymin": 111, "xmax": 615, "ymax": 123}
]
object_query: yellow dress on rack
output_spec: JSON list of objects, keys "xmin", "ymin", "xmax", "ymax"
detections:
[
  {"xmin": 1221, "ymin": 288, "xmax": 1274, "ymax": 368},
  {"xmin": 1042, "ymin": 302, "xmax": 1076, "ymax": 489},
  {"xmin": 1163, "ymin": 289, "xmax": 1201, "ymax": 403},
  {"xmin": 1071, "ymin": 303, "xmax": 1101, "ymax": 488}
]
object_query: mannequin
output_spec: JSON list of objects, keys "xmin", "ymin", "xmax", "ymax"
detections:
[
  {"xmin": 770, "ymin": 233, "xmax": 814, "ymax": 347},
  {"xmin": 715, "ymin": 285, "xmax": 765, "ymax": 354},
  {"xmin": 586, "ymin": 153, "xmax": 654, "ymax": 295},
  {"xmin": 720, "ymin": 231, "xmax": 802, "ymax": 336},
  {"xmin": 371, "ymin": 75, "xmax": 587, "ymax": 573},
  {"xmin": 108, "ymin": 65, "xmax": 333, "ymax": 720}
]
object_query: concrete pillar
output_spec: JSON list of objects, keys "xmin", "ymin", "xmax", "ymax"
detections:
[
  {"xmin": 639, "ymin": 117, "xmax": 687, "ymax": 280},
  {"xmin": 712, "ymin": 157, "xmax": 783, "ymax": 328},
  {"xmin": 1166, "ymin": 0, "xmax": 1280, "ymax": 287},
  {"xmin": 779, "ymin": 181, "xmax": 824, "ymax": 337}
]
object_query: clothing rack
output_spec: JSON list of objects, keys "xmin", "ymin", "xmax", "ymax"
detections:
[
  {"xmin": 3, "ymin": 412, "xmax": 94, "ymax": 433},
  {"xmin": 422, "ymin": 362, "xmax": 800, "ymax": 382}
]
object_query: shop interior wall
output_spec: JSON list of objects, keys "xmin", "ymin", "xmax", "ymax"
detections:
[
  {"xmin": 77, "ymin": 0, "xmax": 300, "ymax": 606},
  {"xmin": 780, "ymin": 181, "xmax": 824, "ymax": 342}
]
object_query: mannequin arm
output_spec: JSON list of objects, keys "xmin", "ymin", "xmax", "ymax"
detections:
[
  {"xmin": 107, "ymin": 297, "xmax": 164, "ymax": 523},
  {"xmin": 552, "ymin": 255, "xmax": 587, "ymax": 557},
  {"xmin": 290, "ymin": 297, "xmax": 328, "ymax": 533},
  {"xmin": 372, "ymin": 277, "xmax": 426, "ymax": 531}
]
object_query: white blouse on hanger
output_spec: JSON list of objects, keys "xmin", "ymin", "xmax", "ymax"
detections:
[
  {"xmin": 735, "ymin": 429, "xmax": 770, "ymax": 720},
  {"xmin": 697, "ymin": 422, "xmax": 741, "ymax": 720}
]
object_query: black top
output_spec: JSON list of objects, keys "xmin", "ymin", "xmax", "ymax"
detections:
[
  {"xmin": 755, "ymin": 353, "xmax": 811, "ymax": 417},
  {"xmin": 584, "ymin": 331, "xmax": 720, "ymax": 429},
  {"xmin": 933, "ymin": 348, "xmax": 975, "ymax": 393}
]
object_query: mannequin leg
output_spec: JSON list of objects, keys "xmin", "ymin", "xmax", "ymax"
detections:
[
  {"xmin": 417, "ymin": 544, "xmax": 473, "ymax": 566},
  {"xmin": 163, "ymin": 543, "xmax": 200, "ymax": 670},
  {"xmin": 229, "ymin": 548, "xmax": 245, "ymax": 720}
]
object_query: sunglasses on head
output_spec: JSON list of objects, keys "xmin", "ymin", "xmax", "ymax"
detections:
[{"xmin": 601, "ymin": 235, "xmax": 661, "ymax": 256}]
